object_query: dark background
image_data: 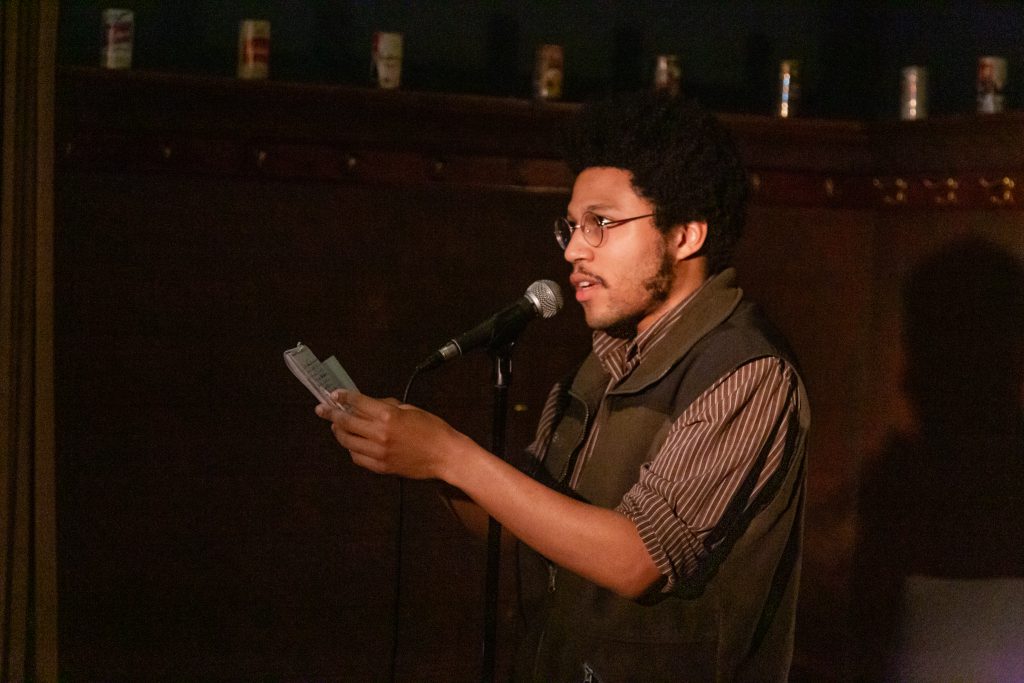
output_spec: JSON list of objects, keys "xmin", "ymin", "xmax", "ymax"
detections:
[
  {"xmin": 52, "ymin": 2, "xmax": 1024, "ymax": 682},
  {"xmin": 59, "ymin": 0, "xmax": 1024, "ymax": 119}
]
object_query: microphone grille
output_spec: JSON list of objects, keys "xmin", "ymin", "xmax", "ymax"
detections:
[{"xmin": 526, "ymin": 279, "xmax": 564, "ymax": 319}]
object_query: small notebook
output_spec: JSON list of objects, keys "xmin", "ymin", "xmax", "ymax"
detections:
[{"xmin": 283, "ymin": 342, "xmax": 358, "ymax": 408}]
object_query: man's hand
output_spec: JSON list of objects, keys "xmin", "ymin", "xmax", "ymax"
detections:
[
  {"xmin": 314, "ymin": 391, "xmax": 661, "ymax": 598},
  {"xmin": 315, "ymin": 390, "xmax": 466, "ymax": 480}
]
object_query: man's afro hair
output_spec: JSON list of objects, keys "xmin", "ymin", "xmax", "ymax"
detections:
[{"xmin": 562, "ymin": 92, "xmax": 748, "ymax": 274}]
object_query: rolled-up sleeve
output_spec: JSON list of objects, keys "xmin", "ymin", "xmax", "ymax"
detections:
[{"xmin": 616, "ymin": 356, "xmax": 802, "ymax": 593}]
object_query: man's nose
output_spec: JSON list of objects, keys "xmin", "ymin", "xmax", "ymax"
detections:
[{"xmin": 563, "ymin": 227, "xmax": 592, "ymax": 263}]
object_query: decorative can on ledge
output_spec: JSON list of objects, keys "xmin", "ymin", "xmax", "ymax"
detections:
[
  {"xmin": 534, "ymin": 45, "xmax": 564, "ymax": 100},
  {"xmin": 237, "ymin": 20, "xmax": 270, "ymax": 80},
  {"xmin": 900, "ymin": 66, "xmax": 927, "ymax": 121},
  {"xmin": 654, "ymin": 55, "xmax": 682, "ymax": 97},
  {"xmin": 372, "ymin": 32, "xmax": 403, "ymax": 89},
  {"xmin": 100, "ymin": 9, "xmax": 133, "ymax": 70},
  {"xmin": 977, "ymin": 56, "xmax": 1007, "ymax": 114},
  {"xmin": 777, "ymin": 60, "xmax": 800, "ymax": 118}
]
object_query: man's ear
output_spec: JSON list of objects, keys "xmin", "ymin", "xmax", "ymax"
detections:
[{"xmin": 671, "ymin": 221, "xmax": 708, "ymax": 261}]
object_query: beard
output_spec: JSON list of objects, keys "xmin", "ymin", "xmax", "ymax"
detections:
[{"xmin": 601, "ymin": 243, "xmax": 677, "ymax": 339}]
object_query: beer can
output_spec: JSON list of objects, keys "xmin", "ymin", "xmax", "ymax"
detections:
[
  {"xmin": 533, "ymin": 44, "xmax": 564, "ymax": 100},
  {"xmin": 777, "ymin": 59, "xmax": 800, "ymax": 118},
  {"xmin": 653, "ymin": 55, "xmax": 682, "ymax": 97},
  {"xmin": 977, "ymin": 56, "xmax": 1007, "ymax": 113},
  {"xmin": 372, "ymin": 32, "xmax": 404, "ymax": 89},
  {"xmin": 900, "ymin": 66, "xmax": 928, "ymax": 120},
  {"xmin": 237, "ymin": 19, "xmax": 271, "ymax": 80},
  {"xmin": 100, "ymin": 9, "xmax": 133, "ymax": 70}
]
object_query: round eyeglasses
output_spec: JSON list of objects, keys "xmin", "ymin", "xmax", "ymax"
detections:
[{"xmin": 554, "ymin": 211, "xmax": 655, "ymax": 250}]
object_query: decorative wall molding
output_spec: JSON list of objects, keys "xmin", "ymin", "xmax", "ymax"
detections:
[
  {"xmin": 748, "ymin": 170, "xmax": 1019, "ymax": 209},
  {"xmin": 57, "ymin": 67, "xmax": 1024, "ymax": 210}
]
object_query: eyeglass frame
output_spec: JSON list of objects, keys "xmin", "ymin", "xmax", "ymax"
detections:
[{"xmin": 554, "ymin": 211, "xmax": 655, "ymax": 250}]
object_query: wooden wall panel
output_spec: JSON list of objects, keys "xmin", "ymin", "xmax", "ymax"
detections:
[
  {"xmin": 736, "ymin": 206, "xmax": 878, "ymax": 676},
  {"xmin": 739, "ymin": 205, "xmax": 1024, "ymax": 680},
  {"xmin": 54, "ymin": 67, "xmax": 1024, "ymax": 682},
  {"xmin": 54, "ymin": 169, "xmax": 581, "ymax": 680},
  {"xmin": 863, "ymin": 211, "xmax": 1024, "ymax": 456}
]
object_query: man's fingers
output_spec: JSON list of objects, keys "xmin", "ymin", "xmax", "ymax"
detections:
[
  {"xmin": 330, "ymin": 421, "xmax": 385, "ymax": 457},
  {"xmin": 348, "ymin": 451, "xmax": 390, "ymax": 475},
  {"xmin": 315, "ymin": 391, "xmax": 423, "ymax": 477},
  {"xmin": 330, "ymin": 390, "xmax": 400, "ymax": 420}
]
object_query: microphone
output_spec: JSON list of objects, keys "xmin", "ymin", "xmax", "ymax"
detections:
[{"xmin": 416, "ymin": 279, "xmax": 563, "ymax": 372}]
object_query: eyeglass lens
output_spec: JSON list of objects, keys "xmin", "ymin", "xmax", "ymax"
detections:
[{"xmin": 554, "ymin": 213, "xmax": 601, "ymax": 250}]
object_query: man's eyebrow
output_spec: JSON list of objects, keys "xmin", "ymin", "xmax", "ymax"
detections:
[{"xmin": 567, "ymin": 204, "xmax": 615, "ymax": 218}]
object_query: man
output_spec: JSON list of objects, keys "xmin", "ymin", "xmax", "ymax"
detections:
[{"xmin": 317, "ymin": 92, "xmax": 810, "ymax": 682}]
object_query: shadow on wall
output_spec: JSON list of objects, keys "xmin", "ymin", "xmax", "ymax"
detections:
[{"xmin": 851, "ymin": 235, "xmax": 1024, "ymax": 682}]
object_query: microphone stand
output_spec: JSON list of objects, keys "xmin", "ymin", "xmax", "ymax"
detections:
[{"xmin": 482, "ymin": 342, "xmax": 512, "ymax": 683}]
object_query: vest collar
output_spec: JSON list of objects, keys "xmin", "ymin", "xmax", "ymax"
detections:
[{"xmin": 608, "ymin": 268, "xmax": 743, "ymax": 396}]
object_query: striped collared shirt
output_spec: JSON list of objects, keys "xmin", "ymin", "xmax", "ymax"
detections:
[{"xmin": 526, "ymin": 288, "xmax": 803, "ymax": 592}]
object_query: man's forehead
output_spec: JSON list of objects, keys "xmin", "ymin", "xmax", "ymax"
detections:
[{"xmin": 568, "ymin": 168, "xmax": 644, "ymax": 208}]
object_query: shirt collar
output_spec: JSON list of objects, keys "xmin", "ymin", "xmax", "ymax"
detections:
[{"xmin": 592, "ymin": 277, "xmax": 713, "ymax": 383}]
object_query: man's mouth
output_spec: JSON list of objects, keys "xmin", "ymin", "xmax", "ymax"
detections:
[
  {"xmin": 571, "ymin": 271, "xmax": 603, "ymax": 287},
  {"xmin": 570, "ymin": 271, "xmax": 604, "ymax": 299}
]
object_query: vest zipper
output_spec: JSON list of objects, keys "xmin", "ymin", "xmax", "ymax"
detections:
[
  {"xmin": 582, "ymin": 662, "xmax": 602, "ymax": 682},
  {"xmin": 557, "ymin": 390, "xmax": 591, "ymax": 484}
]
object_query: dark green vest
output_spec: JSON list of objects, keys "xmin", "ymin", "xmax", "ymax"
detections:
[{"xmin": 515, "ymin": 270, "xmax": 809, "ymax": 683}]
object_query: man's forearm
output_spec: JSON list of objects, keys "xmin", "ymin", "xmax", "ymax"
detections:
[{"xmin": 438, "ymin": 436, "xmax": 661, "ymax": 598}]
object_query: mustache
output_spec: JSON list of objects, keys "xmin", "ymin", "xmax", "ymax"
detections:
[{"xmin": 572, "ymin": 267, "xmax": 606, "ymax": 286}]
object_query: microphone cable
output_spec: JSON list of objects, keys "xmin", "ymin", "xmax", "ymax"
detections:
[
  {"xmin": 386, "ymin": 281, "xmax": 559, "ymax": 681},
  {"xmin": 387, "ymin": 365, "xmax": 425, "ymax": 683}
]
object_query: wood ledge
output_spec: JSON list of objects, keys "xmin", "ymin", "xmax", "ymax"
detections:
[{"xmin": 57, "ymin": 67, "xmax": 1024, "ymax": 210}]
